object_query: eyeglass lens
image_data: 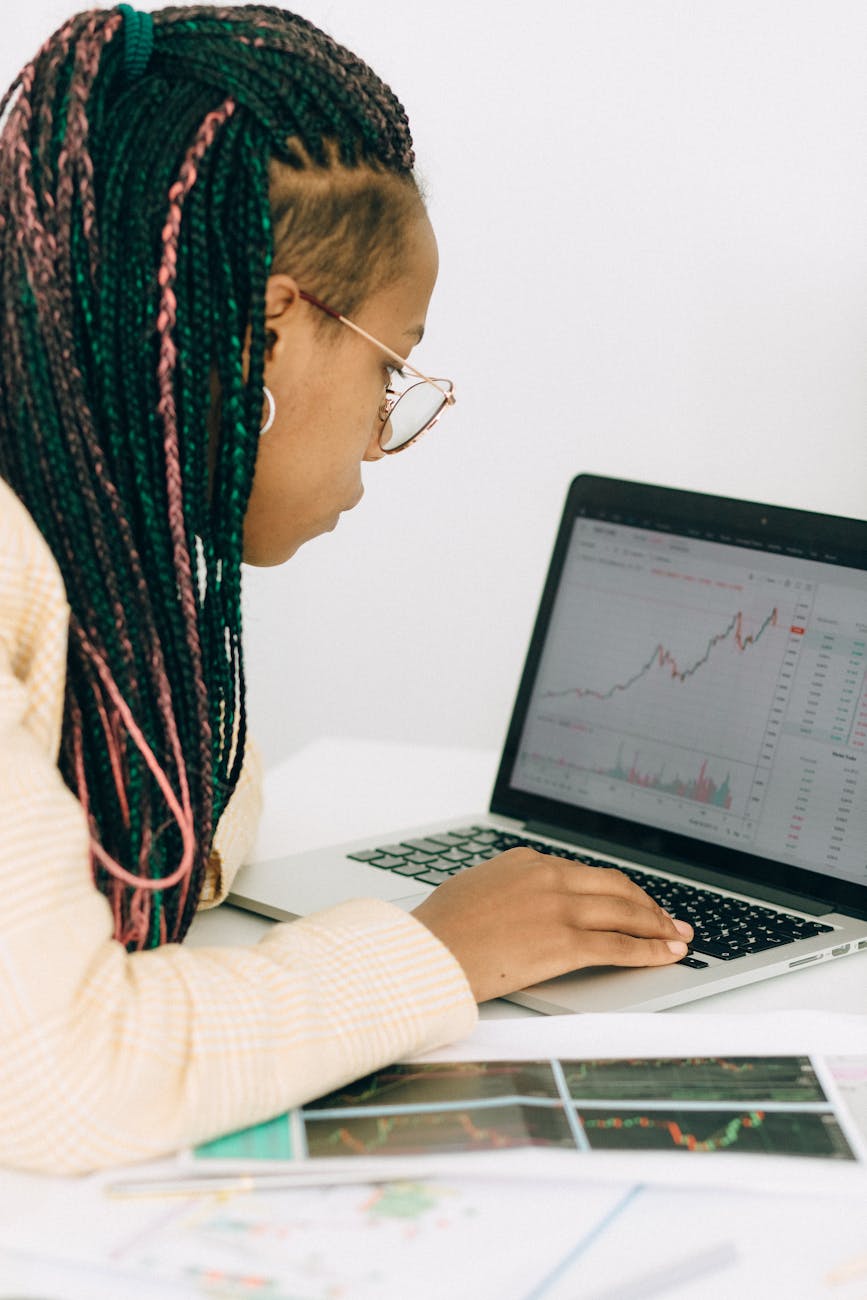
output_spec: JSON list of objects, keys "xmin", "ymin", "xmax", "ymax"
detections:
[{"xmin": 380, "ymin": 380, "xmax": 453, "ymax": 452}]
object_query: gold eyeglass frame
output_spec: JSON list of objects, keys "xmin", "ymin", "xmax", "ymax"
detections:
[{"xmin": 299, "ymin": 289, "xmax": 456, "ymax": 454}]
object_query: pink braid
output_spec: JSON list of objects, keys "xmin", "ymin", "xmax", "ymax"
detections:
[
  {"xmin": 70, "ymin": 687, "xmax": 125, "ymax": 939},
  {"xmin": 154, "ymin": 97, "xmax": 237, "ymax": 914},
  {"xmin": 73, "ymin": 623, "xmax": 196, "ymax": 899},
  {"xmin": 55, "ymin": 13, "xmax": 122, "ymax": 283},
  {"xmin": 92, "ymin": 693, "xmax": 131, "ymax": 830}
]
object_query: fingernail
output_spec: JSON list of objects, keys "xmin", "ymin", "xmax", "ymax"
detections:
[
  {"xmin": 667, "ymin": 940, "xmax": 688, "ymax": 955},
  {"xmin": 673, "ymin": 918, "xmax": 693, "ymax": 938}
]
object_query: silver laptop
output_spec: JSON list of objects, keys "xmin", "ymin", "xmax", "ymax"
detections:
[{"xmin": 230, "ymin": 475, "xmax": 867, "ymax": 1013}]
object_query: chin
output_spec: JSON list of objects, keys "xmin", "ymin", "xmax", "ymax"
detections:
[{"xmin": 243, "ymin": 544, "xmax": 300, "ymax": 567}]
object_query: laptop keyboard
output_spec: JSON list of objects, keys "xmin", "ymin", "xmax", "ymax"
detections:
[{"xmin": 348, "ymin": 825, "xmax": 835, "ymax": 966}]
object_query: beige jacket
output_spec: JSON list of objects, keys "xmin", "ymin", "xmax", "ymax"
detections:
[{"xmin": 0, "ymin": 476, "xmax": 476, "ymax": 1174}]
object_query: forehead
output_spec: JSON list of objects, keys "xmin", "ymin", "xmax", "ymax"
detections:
[{"xmin": 362, "ymin": 211, "xmax": 439, "ymax": 340}]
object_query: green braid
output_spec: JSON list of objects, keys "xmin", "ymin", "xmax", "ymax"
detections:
[{"xmin": 0, "ymin": 6, "xmax": 421, "ymax": 948}]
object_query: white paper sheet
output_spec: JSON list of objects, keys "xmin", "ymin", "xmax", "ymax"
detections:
[
  {"xmin": 5, "ymin": 1014, "xmax": 867, "ymax": 1300},
  {"xmin": 3, "ymin": 1175, "xmax": 865, "ymax": 1300},
  {"xmin": 415, "ymin": 1010, "xmax": 867, "ymax": 1061},
  {"xmin": 164, "ymin": 1012, "xmax": 867, "ymax": 1194}
]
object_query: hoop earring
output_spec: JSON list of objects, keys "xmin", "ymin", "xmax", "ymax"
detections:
[{"xmin": 259, "ymin": 385, "xmax": 276, "ymax": 436}]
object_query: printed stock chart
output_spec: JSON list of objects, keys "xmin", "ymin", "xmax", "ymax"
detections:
[
  {"xmin": 512, "ymin": 519, "xmax": 867, "ymax": 883},
  {"xmin": 284, "ymin": 1056, "xmax": 856, "ymax": 1164}
]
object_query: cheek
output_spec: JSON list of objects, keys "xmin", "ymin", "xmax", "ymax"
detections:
[{"xmin": 328, "ymin": 378, "xmax": 384, "ymax": 456}]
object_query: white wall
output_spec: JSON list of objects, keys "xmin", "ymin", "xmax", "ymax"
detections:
[{"xmin": 5, "ymin": 2, "xmax": 867, "ymax": 768}]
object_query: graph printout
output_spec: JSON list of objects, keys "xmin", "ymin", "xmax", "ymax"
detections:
[
  {"xmin": 192, "ymin": 1055, "xmax": 867, "ymax": 1170},
  {"xmin": 510, "ymin": 517, "xmax": 867, "ymax": 885}
]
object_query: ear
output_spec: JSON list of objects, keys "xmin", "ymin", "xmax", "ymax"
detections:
[{"xmin": 263, "ymin": 273, "xmax": 305, "ymax": 359}]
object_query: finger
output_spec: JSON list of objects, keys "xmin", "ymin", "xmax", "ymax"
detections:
[
  {"xmin": 577, "ymin": 930, "xmax": 689, "ymax": 967},
  {"xmin": 497, "ymin": 848, "xmax": 648, "ymax": 905},
  {"xmin": 542, "ymin": 858, "xmax": 693, "ymax": 938},
  {"xmin": 561, "ymin": 893, "xmax": 689, "ymax": 941},
  {"xmin": 550, "ymin": 858, "xmax": 663, "ymax": 905}
]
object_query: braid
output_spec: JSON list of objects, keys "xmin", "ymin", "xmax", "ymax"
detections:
[{"xmin": 0, "ymin": 6, "xmax": 419, "ymax": 949}]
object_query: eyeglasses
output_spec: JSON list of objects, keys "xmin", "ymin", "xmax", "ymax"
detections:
[{"xmin": 298, "ymin": 289, "xmax": 456, "ymax": 453}]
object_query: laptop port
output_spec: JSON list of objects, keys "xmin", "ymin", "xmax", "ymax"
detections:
[
  {"xmin": 832, "ymin": 944, "xmax": 850, "ymax": 956},
  {"xmin": 789, "ymin": 954, "xmax": 820, "ymax": 967},
  {"xmin": 858, "ymin": 939, "xmax": 867, "ymax": 951}
]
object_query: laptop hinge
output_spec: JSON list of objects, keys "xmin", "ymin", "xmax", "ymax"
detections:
[{"xmin": 524, "ymin": 820, "xmax": 834, "ymax": 917}]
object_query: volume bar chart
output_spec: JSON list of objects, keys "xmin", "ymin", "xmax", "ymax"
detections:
[{"xmin": 600, "ymin": 750, "xmax": 734, "ymax": 809}]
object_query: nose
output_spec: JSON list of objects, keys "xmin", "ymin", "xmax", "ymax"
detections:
[{"xmin": 363, "ymin": 411, "xmax": 388, "ymax": 461}]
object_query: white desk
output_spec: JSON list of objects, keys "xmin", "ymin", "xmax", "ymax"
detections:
[
  {"xmin": 189, "ymin": 736, "xmax": 867, "ymax": 1016},
  {"xmin": 3, "ymin": 739, "xmax": 866, "ymax": 1300}
]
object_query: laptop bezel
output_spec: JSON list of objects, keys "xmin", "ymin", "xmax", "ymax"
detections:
[{"xmin": 490, "ymin": 474, "xmax": 867, "ymax": 919}]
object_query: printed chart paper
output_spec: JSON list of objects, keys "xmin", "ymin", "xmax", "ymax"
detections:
[{"xmin": 178, "ymin": 1013, "xmax": 867, "ymax": 1193}]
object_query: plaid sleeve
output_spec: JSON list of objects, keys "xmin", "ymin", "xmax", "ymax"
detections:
[{"xmin": 0, "ymin": 480, "xmax": 477, "ymax": 1174}]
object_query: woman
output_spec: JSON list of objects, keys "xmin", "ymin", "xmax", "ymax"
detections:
[{"xmin": 0, "ymin": 4, "xmax": 691, "ymax": 1173}]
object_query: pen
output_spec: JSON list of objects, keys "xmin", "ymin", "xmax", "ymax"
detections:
[{"xmin": 106, "ymin": 1165, "xmax": 438, "ymax": 1199}]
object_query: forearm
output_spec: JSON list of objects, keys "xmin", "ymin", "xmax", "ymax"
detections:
[
  {"xmin": 0, "ymin": 698, "xmax": 475, "ymax": 1175},
  {"xmin": 1, "ymin": 897, "xmax": 475, "ymax": 1175}
]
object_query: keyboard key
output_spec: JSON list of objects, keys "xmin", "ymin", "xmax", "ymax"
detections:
[
  {"xmin": 352, "ymin": 828, "xmax": 834, "ymax": 965},
  {"xmin": 788, "ymin": 919, "xmax": 834, "ymax": 936},
  {"xmin": 402, "ymin": 837, "xmax": 457, "ymax": 853},
  {"xmin": 366, "ymin": 854, "xmax": 406, "ymax": 870},
  {"xmin": 694, "ymin": 934, "xmax": 784, "ymax": 959},
  {"xmin": 416, "ymin": 869, "xmax": 454, "ymax": 886},
  {"xmin": 679, "ymin": 956, "xmax": 709, "ymax": 969},
  {"xmin": 691, "ymin": 944, "xmax": 742, "ymax": 961}
]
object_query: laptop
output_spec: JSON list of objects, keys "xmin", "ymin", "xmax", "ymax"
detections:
[{"xmin": 229, "ymin": 475, "xmax": 867, "ymax": 1013}]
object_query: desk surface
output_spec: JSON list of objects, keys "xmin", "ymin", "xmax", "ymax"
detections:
[
  {"xmin": 189, "ymin": 736, "xmax": 867, "ymax": 1016},
  {"xmin": 4, "ymin": 738, "xmax": 865, "ymax": 1299}
]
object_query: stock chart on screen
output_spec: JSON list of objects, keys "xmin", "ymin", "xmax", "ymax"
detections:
[{"xmin": 511, "ymin": 518, "xmax": 867, "ymax": 884}]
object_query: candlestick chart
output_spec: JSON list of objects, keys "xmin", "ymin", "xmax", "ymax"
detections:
[
  {"xmin": 197, "ymin": 1054, "xmax": 862, "ymax": 1168},
  {"xmin": 519, "ymin": 564, "xmax": 798, "ymax": 823},
  {"xmin": 561, "ymin": 1056, "xmax": 825, "ymax": 1103},
  {"xmin": 306, "ymin": 1061, "xmax": 560, "ymax": 1111},
  {"xmin": 577, "ymin": 1108, "xmax": 853, "ymax": 1158},
  {"xmin": 304, "ymin": 1103, "xmax": 576, "ymax": 1159},
  {"xmin": 542, "ymin": 605, "xmax": 780, "ymax": 706}
]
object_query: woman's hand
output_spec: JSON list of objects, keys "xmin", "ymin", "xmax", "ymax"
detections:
[{"xmin": 411, "ymin": 848, "xmax": 694, "ymax": 1003}]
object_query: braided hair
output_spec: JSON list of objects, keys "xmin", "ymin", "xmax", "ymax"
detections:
[{"xmin": 0, "ymin": 6, "xmax": 420, "ymax": 949}]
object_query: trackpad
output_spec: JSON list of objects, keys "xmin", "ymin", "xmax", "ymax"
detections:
[
  {"xmin": 229, "ymin": 854, "xmax": 434, "ymax": 918},
  {"xmin": 390, "ymin": 891, "xmax": 431, "ymax": 912}
]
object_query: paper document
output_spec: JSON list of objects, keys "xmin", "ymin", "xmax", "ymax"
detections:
[
  {"xmin": 4, "ymin": 1017, "xmax": 867, "ymax": 1299},
  {"xmin": 154, "ymin": 1012, "xmax": 867, "ymax": 1195},
  {"xmin": 3, "ymin": 1176, "xmax": 866, "ymax": 1300}
]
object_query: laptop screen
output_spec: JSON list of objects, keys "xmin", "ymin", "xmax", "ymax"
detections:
[{"xmin": 494, "ymin": 477, "xmax": 867, "ymax": 904}]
